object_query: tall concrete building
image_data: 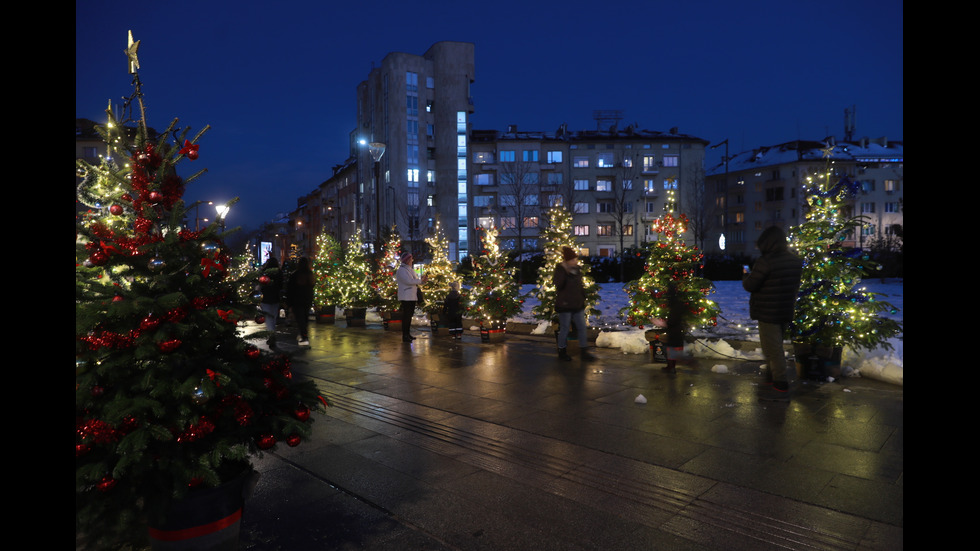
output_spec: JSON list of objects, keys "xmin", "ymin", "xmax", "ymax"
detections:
[{"xmin": 354, "ymin": 41, "xmax": 475, "ymax": 259}]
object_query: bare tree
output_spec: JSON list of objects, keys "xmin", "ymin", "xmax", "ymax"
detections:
[
  {"xmin": 607, "ymin": 150, "xmax": 644, "ymax": 281},
  {"xmin": 683, "ymin": 164, "xmax": 710, "ymax": 252},
  {"xmin": 497, "ymin": 157, "xmax": 542, "ymax": 282}
]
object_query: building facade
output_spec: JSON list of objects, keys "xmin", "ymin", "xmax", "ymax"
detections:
[
  {"xmin": 354, "ymin": 41, "xmax": 475, "ymax": 259},
  {"xmin": 704, "ymin": 137, "xmax": 903, "ymax": 257},
  {"xmin": 468, "ymin": 123, "xmax": 708, "ymax": 257}
]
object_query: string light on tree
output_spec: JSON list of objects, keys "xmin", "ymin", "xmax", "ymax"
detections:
[
  {"xmin": 420, "ymin": 218, "xmax": 461, "ymax": 318},
  {"xmin": 465, "ymin": 223, "xmax": 524, "ymax": 322},
  {"xmin": 620, "ymin": 190, "xmax": 720, "ymax": 331},
  {"xmin": 531, "ymin": 205, "xmax": 599, "ymax": 324},
  {"xmin": 788, "ymin": 144, "xmax": 902, "ymax": 351}
]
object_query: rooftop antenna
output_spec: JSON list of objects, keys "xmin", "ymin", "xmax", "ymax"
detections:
[
  {"xmin": 592, "ymin": 110, "xmax": 623, "ymax": 131},
  {"xmin": 844, "ymin": 105, "xmax": 856, "ymax": 141}
]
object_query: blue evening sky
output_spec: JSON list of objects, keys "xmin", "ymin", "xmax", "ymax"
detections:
[{"xmin": 76, "ymin": 0, "xmax": 903, "ymax": 229}]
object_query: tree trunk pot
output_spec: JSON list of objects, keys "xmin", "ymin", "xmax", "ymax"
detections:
[
  {"xmin": 480, "ymin": 319, "xmax": 506, "ymax": 343},
  {"xmin": 315, "ymin": 305, "xmax": 336, "ymax": 324},
  {"xmin": 147, "ymin": 469, "xmax": 259, "ymax": 550},
  {"xmin": 344, "ymin": 307, "xmax": 367, "ymax": 327},
  {"xmin": 793, "ymin": 342, "xmax": 843, "ymax": 380},
  {"xmin": 381, "ymin": 310, "xmax": 402, "ymax": 331}
]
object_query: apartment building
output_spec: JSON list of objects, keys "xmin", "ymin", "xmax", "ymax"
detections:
[
  {"xmin": 704, "ymin": 137, "xmax": 903, "ymax": 257},
  {"xmin": 354, "ymin": 41, "xmax": 475, "ymax": 259},
  {"xmin": 468, "ymin": 123, "xmax": 709, "ymax": 257}
]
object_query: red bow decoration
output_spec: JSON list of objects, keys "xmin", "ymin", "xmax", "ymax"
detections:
[
  {"xmin": 179, "ymin": 139, "xmax": 200, "ymax": 160},
  {"xmin": 200, "ymin": 257, "xmax": 225, "ymax": 278},
  {"xmin": 217, "ymin": 309, "xmax": 238, "ymax": 324}
]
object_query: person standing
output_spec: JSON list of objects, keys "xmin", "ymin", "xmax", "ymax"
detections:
[
  {"xmin": 742, "ymin": 226, "xmax": 803, "ymax": 398},
  {"xmin": 287, "ymin": 257, "xmax": 315, "ymax": 346},
  {"xmin": 396, "ymin": 252, "xmax": 427, "ymax": 342},
  {"xmin": 554, "ymin": 247, "xmax": 596, "ymax": 362},
  {"xmin": 443, "ymin": 281, "xmax": 463, "ymax": 340},
  {"xmin": 258, "ymin": 258, "xmax": 283, "ymax": 348}
]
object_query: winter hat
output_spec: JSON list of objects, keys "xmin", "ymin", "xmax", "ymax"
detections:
[
  {"xmin": 562, "ymin": 247, "xmax": 577, "ymax": 262},
  {"xmin": 400, "ymin": 252, "xmax": 413, "ymax": 263}
]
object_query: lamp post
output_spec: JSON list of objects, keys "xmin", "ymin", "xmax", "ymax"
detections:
[
  {"xmin": 368, "ymin": 142, "xmax": 386, "ymax": 252},
  {"xmin": 710, "ymin": 139, "xmax": 730, "ymax": 252},
  {"xmin": 215, "ymin": 204, "xmax": 230, "ymax": 232}
]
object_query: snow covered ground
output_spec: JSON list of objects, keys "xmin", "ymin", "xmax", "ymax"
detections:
[{"xmin": 402, "ymin": 278, "xmax": 904, "ymax": 387}]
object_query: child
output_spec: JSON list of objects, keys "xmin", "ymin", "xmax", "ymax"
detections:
[
  {"xmin": 662, "ymin": 281, "xmax": 686, "ymax": 373},
  {"xmin": 444, "ymin": 282, "xmax": 463, "ymax": 340}
]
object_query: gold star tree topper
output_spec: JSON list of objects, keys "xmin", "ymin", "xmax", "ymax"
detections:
[{"xmin": 126, "ymin": 30, "xmax": 140, "ymax": 74}]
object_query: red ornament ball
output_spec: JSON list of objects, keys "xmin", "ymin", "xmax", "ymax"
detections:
[
  {"xmin": 256, "ymin": 434, "xmax": 276, "ymax": 450},
  {"xmin": 246, "ymin": 345, "xmax": 261, "ymax": 359},
  {"xmin": 258, "ymin": 275, "xmax": 271, "ymax": 285},
  {"xmin": 109, "ymin": 204, "xmax": 123, "ymax": 215},
  {"xmin": 286, "ymin": 434, "xmax": 301, "ymax": 447},
  {"xmin": 254, "ymin": 314, "xmax": 266, "ymax": 325},
  {"xmin": 294, "ymin": 405, "xmax": 311, "ymax": 421},
  {"xmin": 147, "ymin": 190, "xmax": 163, "ymax": 204}
]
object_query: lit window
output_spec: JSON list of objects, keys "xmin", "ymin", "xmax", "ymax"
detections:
[
  {"xmin": 663, "ymin": 155, "xmax": 678, "ymax": 167},
  {"xmin": 574, "ymin": 225, "xmax": 590, "ymax": 236}
]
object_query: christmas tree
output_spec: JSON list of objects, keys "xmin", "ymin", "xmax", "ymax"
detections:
[
  {"xmin": 466, "ymin": 224, "xmax": 525, "ymax": 322},
  {"xmin": 420, "ymin": 218, "xmax": 462, "ymax": 318},
  {"xmin": 312, "ymin": 232, "xmax": 343, "ymax": 312},
  {"xmin": 620, "ymin": 191, "xmax": 721, "ymax": 331},
  {"xmin": 335, "ymin": 229, "xmax": 375, "ymax": 309},
  {"xmin": 373, "ymin": 227, "xmax": 402, "ymax": 313},
  {"xmin": 75, "ymin": 34, "xmax": 324, "ymax": 549},
  {"xmin": 788, "ymin": 145, "xmax": 902, "ymax": 351},
  {"xmin": 531, "ymin": 205, "xmax": 600, "ymax": 323}
]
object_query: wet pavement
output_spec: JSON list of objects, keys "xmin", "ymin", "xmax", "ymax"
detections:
[{"xmin": 239, "ymin": 319, "xmax": 903, "ymax": 550}]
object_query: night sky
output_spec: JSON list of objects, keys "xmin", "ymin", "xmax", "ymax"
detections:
[{"xmin": 76, "ymin": 0, "xmax": 903, "ymax": 230}]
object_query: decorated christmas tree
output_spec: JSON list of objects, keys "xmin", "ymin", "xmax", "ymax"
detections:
[
  {"xmin": 420, "ymin": 218, "xmax": 462, "ymax": 318},
  {"xmin": 312, "ymin": 231, "xmax": 343, "ymax": 312},
  {"xmin": 75, "ymin": 34, "xmax": 324, "ymax": 549},
  {"xmin": 466, "ymin": 224, "xmax": 525, "ymax": 322},
  {"xmin": 335, "ymin": 229, "xmax": 375, "ymax": 309},
  {"xmin": 620, "ymin": 191, "xmax": 721, "ymax": 331},
  {"xmin": 788, "ymin": 145, "xmax": 901, "ymax": 351},
  {"xmin": 531, "ymin": 205, "xmax": 600, "ymax": 323},
  {"xmin": 373, "ymin": 227, "xmax": 402, "ymax": 313}
]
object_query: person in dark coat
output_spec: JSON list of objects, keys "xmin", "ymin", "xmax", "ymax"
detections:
[
  {"xmin": 661, "ymin": 281, "xmax": 686, "ymax": 373},
  {"xmin": 742, "ymin": 226, "xmax": 803, "ymax": 396},
  {"xmin": 287, "ymin": 257, "xmax": 315, "ymax": 346},
  {"xmin": 259, "ymin": 258, "xmax": 283, "ymax": 348},
  {"xmin": 554, "ymin": 247, "xmax": 596, "ymax": 362},
  {"xmin": 443, "ymin": 281, "xmax": 463, "ymax": 340}
]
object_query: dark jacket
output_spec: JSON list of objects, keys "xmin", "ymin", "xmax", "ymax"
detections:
[
  {"xmin": 742, "ymin": 227, "xmax": 803, "ymax": 323},
  {"xmin": 286, "ymin": 266, "xmax": 315, "ymax": 309},
  {"xmin": 553, "ymin": 263, "xmax": 586, "ymax": 313},
  {"xmin": 260, "ymin": 263, "xmax": 282, "ymax": 305},
  {"xmin": 443, "ymin": 288, "xmax": 462, "ymax": 322}
]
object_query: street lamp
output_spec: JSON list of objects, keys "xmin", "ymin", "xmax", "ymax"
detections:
[
  {"xmin": 215, "ymin": 204, "xmax": 230, "ymax": 231},
  {"xmin": 367, "ymin": 141, "xmax": 386, "ymax": 250}
]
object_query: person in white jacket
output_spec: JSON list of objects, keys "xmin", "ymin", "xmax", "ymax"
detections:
[{"xmin": 396, "ymin": 252, "xmax": 427, "ymax": 342}]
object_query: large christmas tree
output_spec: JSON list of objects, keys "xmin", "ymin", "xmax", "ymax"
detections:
[
  {"xmin": 420, "ymin": 218, "xmax": 462, "ymax": 318},
  {"xmin": 312, "ymin": 231, "xmax": 343, "ymax": 312},
  {"xmin": 788, "ymin": 145, "xmax": 901, "ymax": 351},
  {"xmin": 75, "ymin": 35, "xmax": 324, "ymax": 548},
  {"xmin": 335, "ymin": 229, "xmax": 375, "ymax": 309},
  {"xmin": 373, "ymin": 227, "xmax": 402, "ymax": 313},
  {"xmin": 620, "ymin": 191, "xmax": 721, "ymax": 331},
  {"xmin": 466, "ymin": 224, "xmax": 525, "ymax": 321},
  {"xmin": 531, "ymin": 205, "xmax": 600, "ymax": 322}
]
